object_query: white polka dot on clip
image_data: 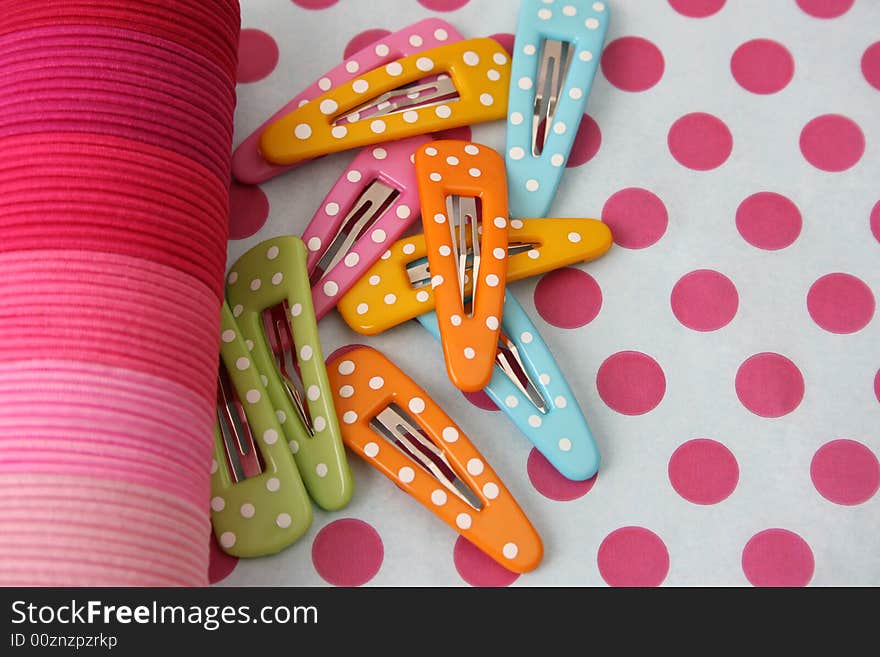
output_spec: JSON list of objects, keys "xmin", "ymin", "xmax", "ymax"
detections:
[
  {"xmin": 294, "ymin": 123, "xmax": 312, "ymax": 140},
  {"xmin": 467, "ymin": 458, "xmax": 484, "ymax": 476}
]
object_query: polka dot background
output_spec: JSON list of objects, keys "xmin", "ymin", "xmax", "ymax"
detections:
[{"xmin": 221, "ymin": 0, "xmax": 879, "ymax": 586}]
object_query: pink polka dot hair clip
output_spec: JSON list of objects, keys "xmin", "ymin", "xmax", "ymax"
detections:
[
  {"xmin": 303, "ymin": 135, "xmax": 432, "ymax": 321},
  {"xmin": 233, "ymin": 19, "xmax": 464, "ymax": 184}
]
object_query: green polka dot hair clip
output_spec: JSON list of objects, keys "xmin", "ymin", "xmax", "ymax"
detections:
[
  {"xmin": 223, "ymin": 236, "xmax": 354, "ymax": 528},
  {"xmin": 211, "ymin": 300, "xmax": 313, "ymax": 557}
]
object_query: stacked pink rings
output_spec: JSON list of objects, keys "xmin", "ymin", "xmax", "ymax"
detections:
[{"xmin": 0, "ymin": 1, "xmax": 240, "ymax": 585}]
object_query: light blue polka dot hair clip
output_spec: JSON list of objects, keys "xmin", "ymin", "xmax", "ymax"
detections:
[
  {"xmin": 418, "ymin": 290, "xmax": 601, "ymax": 481},
  {"xmin": 506, "ymin": 0, "xmax": 610, "ymax": 218}
]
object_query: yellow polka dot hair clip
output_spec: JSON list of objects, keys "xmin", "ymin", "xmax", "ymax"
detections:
[
  {"xmin": 326, "ymin": 345, "xmax": 543, "ymax": 573},
  {"xmin": 225, "ymin": 236, "xmax": 354, "ymax": 514},
  {"xmin": 336, "ymin": 215, "xmax": 612, "ymax": 335},
  {"xmin": 211, "ymin": 301, "xmax": 312, "ymax": 557},
  {"xmin": 258, "ymin": 38, "xmax": 512, "ymax": 167}
]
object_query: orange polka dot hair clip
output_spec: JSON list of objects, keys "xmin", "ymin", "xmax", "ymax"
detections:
[
  {"xmin": 258, "ymin": 38, "xmax": 511, "ymax": 167},
  {"xmin": 416, "ymin": 140, "xmax": 509, "ymax": 392},
  {"xmin": 327, "ymin": 345, "xmax": 543, "ymax": 573}
]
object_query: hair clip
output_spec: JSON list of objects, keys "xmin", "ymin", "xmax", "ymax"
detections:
[
  {"xmin": 233, "ymin": 19, "xmax": 463, "ymax": 184},
  {"xmin": 337, "ymin": 216, "xmax": 612, "ymax": 334},
  {"xmin": 414, "ymin": 140, "xmax": 509, "ymax": 391},
  {"xmin": 258, "ymin": 39, "xmax": 511, "ymax": 167},
  {"xmin": 417, "ymin": 291, "xmax": 600, "ymax": 481},
  {"xmin": 211, "ymin": 301, "xmax": 312, "ymax": 556},
  {"xmin": 327, "ymin": 345, "xmax": 543, "ymax": 573},
  {"xmin": 304, "ymin": 135, "xmax": 432, "ymax": 321},
  {"xmin": 506, "ymin": 0, "xmax": 609, "ymax": 218},
  {"xmin": 225, "ymin": 236, "xmax": 353, "ymax": 511}
]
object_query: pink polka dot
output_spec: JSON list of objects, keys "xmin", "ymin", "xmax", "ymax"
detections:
[
  {"xmin": 811, "ymin": 439, "xmax": 879, "ymax": 506},
  {"xmin": 489, "ymin": 32, "xmax": 515, "ymax": 57},
  {"xmin": 527, "ymin": 448, "xmax": 597, "ymax": 501},
  {"xmin": 795, "ymin": 0, "xmax": 854, "ymax": 19},
  {"xmin": 597, "ymin": 527, "xmax": 669, "ymax": 587},
  {"xmin": 597, "ymin": 351, "xmax": 666, "ymax": 416},
  {"xmin": 208, "ymin": 534, "xmax": 238, "ymax": 584},
  {"xmin": 601, "ymin": 188, "xmax": 668, "ymax": 249},
  {"xmin": 566, "ymin": 114, "xmax": 602, "ymax": 168},
  {"xmin": 343, "ymin": 28, "xmax": 391, "ymax": 59},
  {"xmin": 311, "ymin": 518, "xmax": 384, "ymax": 586},
  {"xmin": 453, "ymin": 536, "xmax": 519, "ymax": 587},
  {"xmin": 871, "ymin": 201, "xmax": 880, "ymax": 243},
  {"xmin": 735, "ymin": 192, "xmax": 802, "ymax": 250},
  {"xmin": 432, "ymin": 126, "xmax": 472, "ymax": 142},
  {"xmin": 228, "ymin": 181, "xmax": 269, "ymax": 240},
  {"xmin": 730, "ymin": 39, "xmax": 794, "ymax": 94},
  {"xmin": 799, "ymin": 114, "xmax": 865, "ymax": 172},
  {"xmin": 735, "ymin": 353, "xmax": 804, "ymax": 418},
  {"xmin": 462, "ymin": 389, "xmax": 499, "ymax": 412},
  {"xmin": 874, "ymin": 369, "xmax": 880, "ymax": 404},
  {"xmin": 237, "ymin": 29, "xmax": 279, "ymax": 84},
  {"xmin": 862, "ymin": 42, "xmax": 880, "ymax": 91},
  {"xmin": 671, "ymin": 269, "xmax": 739, "ymax": 332},
  {"xmin": 418, "ymin": 0, "xmax": 470, "ymax": 11},
  {"xmin": 668, "ymin": 439, "xmax": 739, "ymax": 504},
  {"xmin": 292, "ymin": 0, "xmax": 338, "ymax": 9},
  {"xmin": 807, "ymin": 273, "xmax": 875, "ymax": 334},
  {"xmin": 534, "ymin": 268, "xmax": 602, "ymax": 329},
  {"xmin": 668, "ymin": 112, "xmax": 733, "ymax": 171},
  {"xmin": 668, "ymin": 0, "xmax": 725, "ymax": 18},
  {"xmin": 600, "ymin": 37, "xmax": 665, "ymax": 92},
  {"xmin": 742, "ymin": 529, "xmax": 814, "ymax": 587}
]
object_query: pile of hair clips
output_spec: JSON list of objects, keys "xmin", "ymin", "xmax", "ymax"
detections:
[{"xmin": 214, "ymin": 0, "xmax": 612, "ymax": 575}]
